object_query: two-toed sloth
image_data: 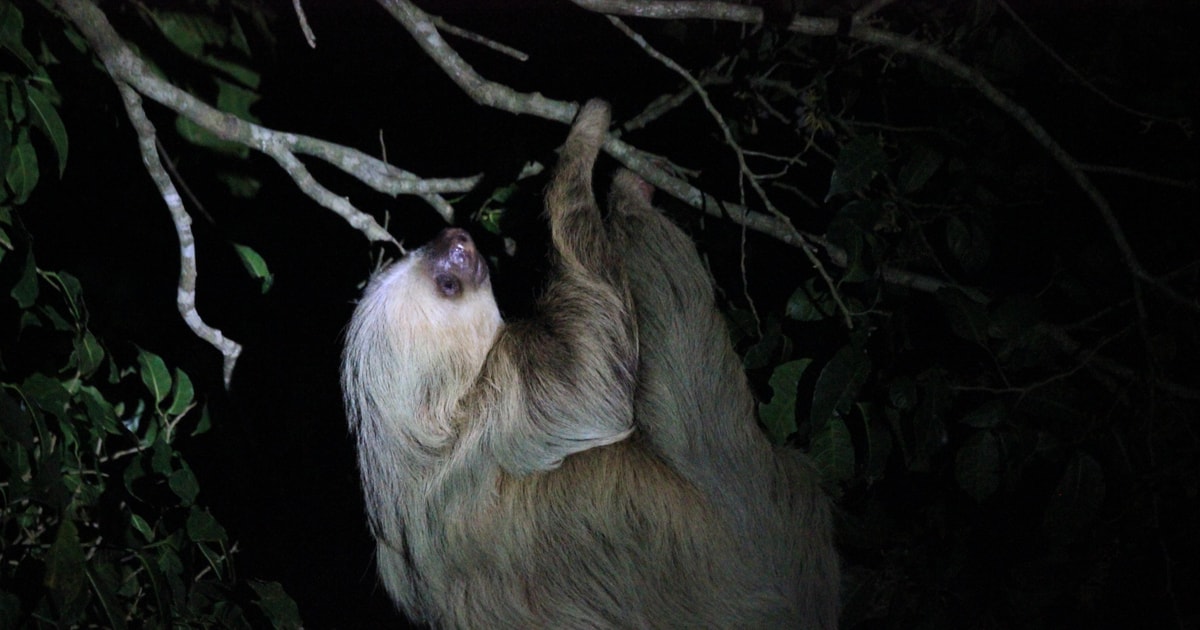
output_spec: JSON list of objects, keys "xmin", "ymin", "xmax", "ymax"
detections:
[{"xmin": 342, "ymin": 100, "xmax": 839, "ymax": 628}]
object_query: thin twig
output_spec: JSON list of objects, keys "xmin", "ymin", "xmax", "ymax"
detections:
[
  {"xmin": 996, "ymin": 0, "xmax": 1188, "ymax": 132},
  {"xmin": 572, "ymin": 0, "xmax": 1199, "ymax": 315},
  {"xmin": 607, "ymin": 14, "xmax": 854, "ymax": 328},
  {"xmin": 432, "ymin": 15, "xmax": 529, "ymax": 61},
  {"xmin": 292, "ymin": 0, "xmax": 317, "ymax": 48}
]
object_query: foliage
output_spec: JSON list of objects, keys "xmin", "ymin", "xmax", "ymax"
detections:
[
  {"xmin": 0, "ymin": 4, "xmax": 300, "ymax": 627},
  {"xmin": 713, "ymin": 6, "xmax": 1198, "ymax": 627}
]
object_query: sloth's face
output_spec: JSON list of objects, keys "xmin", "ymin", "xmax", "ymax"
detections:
[
  {"xmin": 360, "ymin": 227, "xmax": 501, "ymax": 357},
  {"xmin": 421, "ymin": 228, "xmax": 492, "ymax": 300},
  {"xmin": 387, "ymin": 228, "xmax": 501, "ymax": 358}
]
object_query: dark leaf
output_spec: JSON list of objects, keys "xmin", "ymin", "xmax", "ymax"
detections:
[
  {"xmin": 827, "ymin": 136, "xmax": 887, "ymax": 200},
  {"xmin": 955, "ymin": 430, "xmax": 1002, "ymax": 502},
  {"xmin": 759, "ymin": 359, "xmax": 811, "ymax": 444},
  {"xmin": 810, "ymin": 345, "xmax": 870, "ymax": 434},
  {"xmin": 1043, "ymin": 453, "xmax": 1105, "ymax": 541}
]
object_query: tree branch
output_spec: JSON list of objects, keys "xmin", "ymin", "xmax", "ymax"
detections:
[
  {"xmin": 53, "ymin": 0, "xmax": 472, "ymax": 375},
  {"xmin": 115, "ymin": 83, "xmax": 242, "ymax": 386},
  {"xmin": 571, "ymin": 0, "xmax": 1200, "ymax": 315},
  {"xmin": 607, "ymin": 15, "xmax": 854, "ymax": 327},
  {"xmin": 54, "ymin": 0, "xmax": 445, "ymax": 241},
  {"xmin": 376, "ymin": 0, "xmax": 577, "ymax": 123}
]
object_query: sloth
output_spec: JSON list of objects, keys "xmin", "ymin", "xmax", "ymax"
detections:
[{"xmin": 342, "ymin": 100, "xmax": 839, "ymax": 628}]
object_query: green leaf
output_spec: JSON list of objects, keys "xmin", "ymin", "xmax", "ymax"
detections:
[
  {"xmin": 215, "ymin": 76, "xmax": 261, "ymax": 120},
  {"xmin": 741, "ymin": 323, "xmax": 790, "ymax": 370},
  {"xmin": 0, "ymin": 591, "xmax": 21, "ymax": 630},
  {"xmin": 37, "ymin": 304, "xmax": 71, "ymax": 332},
  {"xmin": 938, "ymin": 288, "xmax": 989, "ymax": 344},
  {"xmin": 191, "ymin": 404, "xmax": 213, "ymax": 437},
  {"xmin": 987, "ymin": 295, "xmax": 1040, "ymax": 340},
  {"xmin": 887, "ymin": 376, "xmax": 917, "ymax": 411},
  {"xmin": 955, "ymin": 430, "xmax": 1002, "ymax": 502},
  {"xmin": 73, "ymin": 330, "xmax": 105, "ymax": 376},
  {"xmin": 1043, "ymin": 452, "xmax": 1105, "ymax": 541},
  {"xmin": 249, "ymin": 580, "xmax": 303, "ymax": 629},
  {"xmin": 10, "ymin": 248, "xmax": 38, "ymax": 307},
  {"xmin": 21, "ymin": 372, "xmax": 69, "ymax": 417},
  {"xmin": 140, "ymin": 402, "xmax": 160, "ymax": 444},
  {"xmin": 487, "ymin": 182, "xmax": 518, "ymax": 205},
  {"xmin": 86, "ymin": 559, "xmax": 128, "ymax": 630},
  {"xmin": 186, "ymin": 507, "xmax": 228, "ymax": 543},
  {"xmin": 960, "ymin": 400, "xmax": 1006, "ymax": 428},
  {"xmin": 946, "ymin": 215, "xmax": 990, "ymax": 273},
  {"xmin": 233, "ymin": 243, "xmax": 273, "ymax": 293},
  {"xmin": 5, "ymin": 133, "xmax": 39, "ymax": 204},
  {"xmin": 122, "ymin": 455, "xmax": 147, "ymax": 497},
  {"xmin": 167, "ymin": 368, "xmax": 194, "ymax": 416},
  {"xmin": 130, "ymin": 513, "xmax": 155, "ymax": 542},
  {"xmin": 151, "ymin": 11, "xmax": 224, "ymax": 57},
  {"xmin": 228, "ymin": 13, "xmax": 253, "ymax": 55},
  {"xmin": 785, "ymin": 279, "xmax": 833, "ymax": 322},
  {"xmin": 897, "ymin": 145, "xmax": 944, "ymax": 193},
  {"xmin": 826, "ymin": 135, "xmax": 887, "ymax": 200},
  {"xmin": 216, "ymin": 171, "xmax": 262, "ymax": 198},
  {"xmin": 26, "ymin": 84, "xmax": 69, "ymax": 177},
  {"xmin": 759, "ymin": 359, "xmax": 811, "ymax": 444},
  {"xmin": 0, "ymin": 3, "xmax": 37, "ymax": 71},
  {"xmin": 135, "ymin": 548, "xmax": 171, "ymax": 623},
  {"xmin": 0, "ymin": 111, "xmax": 11, "ymax": 183},
  {"xmin": 150, "ymin": 435, "xmax": 171, "ymax": 473},
  {"xmin": 137, "ymin": 349, "xmax": 172, "ymax": 405},
  {"xmin": 169, "ymin": 463, "xmax": 199, "ymax": 505},
  {"xmin": 79, "ymin": 385, "xmax": 119, "ymax": 434},
  {"xmin": 45, "ymin": 520, "xmax": 88, "ymax": 620},
  {"xmin": 810, "ymin": 345, "xmax": 870, "ymax": 434},
  {"xmin": 7, "ymin": 83, "xmax": 26, "ymax": 122},
  {"xmin": 811, "ymin": 416, "xmax": 854, "ymax": 486},
  {"xmin": 52, "ymin": 269, "xmax": 85, "ymax": 311},
  {"xmin": 212, "ymin": 55, "xmax": 263, "ymax": 89},
  {"xmin": 0, "ymin": 387, "xmax": 35, "ymax": 446}
]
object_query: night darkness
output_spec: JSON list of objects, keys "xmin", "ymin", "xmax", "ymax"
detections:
[{"xmin": 4, "ymin": 1, "xmax": 1199, "ymax": 628}]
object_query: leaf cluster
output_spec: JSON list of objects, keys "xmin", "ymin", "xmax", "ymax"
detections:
[
  {"xmin": 700, "ymin": 7, "xmax": 1198, "ymax": 626},
  {"xmin": 0, "ymin": 206, "xmax": 301, "ymax": 630},
  {"xmin": 0, "ymin": 7, "xmax": 299, "ymax": 625}
]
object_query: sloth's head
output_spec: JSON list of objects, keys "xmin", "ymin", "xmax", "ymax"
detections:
[
  {"xmin": 347, "ymin": 228, "xmax": 502, "ymax": 414},
  {"xmin": 419, "ymin": 228, "xmax": 493, "ymax": 302},
  {"xmin": 393, "ymin": 228, "xmax": 501, "ymax": 359}
]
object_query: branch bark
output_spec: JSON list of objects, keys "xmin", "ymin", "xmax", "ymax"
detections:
[
  {"xmin": 116, "ymin": 83, "xmax": 242, "ymax": 386},
  {"xmin": 54, "ymin": 0, "xmax": 434, "ymax": 241}
]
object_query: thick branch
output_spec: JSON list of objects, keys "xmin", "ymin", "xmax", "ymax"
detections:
[
  {"xmin": 378, "ymin": 0, "xmax": 951, "ymax": 298},
  {"xmin": 55, "ymin": 0, "xmax": 444, "ymax": 240},
  {"xmin": 372, "ymin": 0, "xmax": 799, "ymax": 243}
]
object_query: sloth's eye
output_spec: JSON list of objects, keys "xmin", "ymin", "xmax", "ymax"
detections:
[{"xmin": 435, "ymin": 273, "xmax": 461, "ymax": 298}]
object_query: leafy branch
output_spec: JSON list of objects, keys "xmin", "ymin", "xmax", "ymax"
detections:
[{"xmin": 571, "ymin": 0, "xmax": 1199, "ymax": 315}]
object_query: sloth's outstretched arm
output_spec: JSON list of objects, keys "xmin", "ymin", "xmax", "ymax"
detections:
[{"xmin": 483, "ymin": 100, "xmax": 637, "ymax": 474}]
